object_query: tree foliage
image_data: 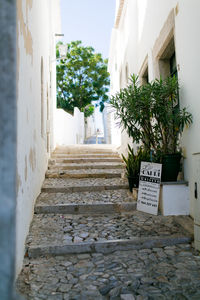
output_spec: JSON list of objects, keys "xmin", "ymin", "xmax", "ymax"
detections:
[
  {"xmin": 56, "ymin": 41, "xmax": 110, "ymax": 117},
  {"xmin": 110, "ymin": 75, "xmax": 192, "ymax": 155}
]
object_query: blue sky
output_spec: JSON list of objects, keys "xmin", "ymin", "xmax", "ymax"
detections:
[{"xmin": 60, "ymin": 0, "xmax": 116, "ymax": 58}]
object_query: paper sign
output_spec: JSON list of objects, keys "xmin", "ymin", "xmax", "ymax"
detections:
[{"xmin": 137, "ymin": 161, "xmax": 162, "ymax": 215}]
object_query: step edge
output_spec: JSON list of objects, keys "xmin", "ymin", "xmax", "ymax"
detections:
[
  {"xmin": 27, "ymin": 235, "xmax": 193, "ymax": 258},
  {"xmin": 41, "ymin": 185, "xmax": 129, "ymax": 193},
  {"xmin": 34, "ymin": 202, "xmax": 137, "ymax": 214}
]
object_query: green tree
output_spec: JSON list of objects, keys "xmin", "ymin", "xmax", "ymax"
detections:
[{"xmin": 56, "ymin": 41, "xmax": 110, "ymax": 117}]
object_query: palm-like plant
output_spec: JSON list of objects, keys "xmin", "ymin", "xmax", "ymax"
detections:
[
  {"xmin": 110, "ymin": 75, "xmax": 155, "ymax": 151},
  {"xmin": 152, "ymin": 76, "xmax": 192, "ymax": 155},
  {"xmin": 122, "ymin": 145, "xmax": 151, "ymax": 189},
  {"xmin": 122, "ymin": 145, "xmax": 140, "ymax": 178},
  {"xmin": 122, "ymin": 145, "xmax": 151, "ymax": 177},
  {"xmin": 110, "ymin": 75, "xmax": 193, "ymax": 158}
]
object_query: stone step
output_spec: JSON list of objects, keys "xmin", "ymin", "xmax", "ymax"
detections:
[
  {"xmin": 48, "ymin": 162, "xmax": 125, "ymax": 170},
  {"xmin": 54, "ymin": 151, "xmax": 118, "ymax": 155},
  {"xmin": 17, "ymin": 244, "xmax": 200, "ymax": 300},
  {"xmin": 42, "ymin": 178, "xmax": 129, "ymax": 193},
  {"xmin": 49, "ymin": 157, "xmax": 122, "ymax": 164},
  {"xmin": 53, "ymin": 145, "xmax": 118, "ymax": 154},
  {"xmin": 35, "ymin": 202, "xmax": 137, "ymax": 214},
  {"xmin": 52, "ymin": 153, "xmax": 120, "ymax": 158},
  {"xmin": 26, "ymin": 212, "xmax": 193, "ymax": 258},
  {"xmin": 27, "ymin": 235, "xmax": 192, "ymax": 258},
  {"xmin": 45, "ymin": 169, "xmax": 122, "ymax": 179},
  {"xmin": 36, "ymin": 190, "xmax": 133, "ymax": 206}
]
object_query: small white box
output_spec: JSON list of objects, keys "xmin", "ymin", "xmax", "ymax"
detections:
[{"xmin": 159, "ymin": 182, "xmax": 189, "ymax": 216}]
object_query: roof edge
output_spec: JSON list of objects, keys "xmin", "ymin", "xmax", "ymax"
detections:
[{"xmin": 114, "ymin": 0, "xmax": 125, "ymax": 28}]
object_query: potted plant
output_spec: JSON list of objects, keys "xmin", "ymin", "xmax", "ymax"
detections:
[
  {"xmin": 122, "ymin": 145, "xmax": 139, "ymax": 191},
  {"xmin": 151, "ymin": 76, "xmax": 192, "ymax": 181},
  {"xmin": 110, "ymin": 75, "xmax": 193, "ymax": 182},
  {"xmin": 110, "ymin": 75, "xmax": 155, "ymax": 152},
  {"xmin": 122, "ymin": 145, "xmax": 151, "ymax": 192}
]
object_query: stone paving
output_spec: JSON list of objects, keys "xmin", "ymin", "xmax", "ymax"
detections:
[
  {"xmin": 43, "ymin": 178, "xmax": 127, "ymax": 188},
  {"xmin": 27, "ymin": 212, "xmax": 189, "ymax": 247},
  {"xmin": 52, "ymin": 145, "xmax": 118, "ymax": 153},
  {"xmin": 36, "ymin": 190, "xmax": 133, "ymax": 206},
  {"xmin": 51, "ymin": 153, "xmax": 120, "ymax": 158},
  {"xmin": 49, "ymin": 158, "xmax": 122, "ymax": 164},
  {"xmin": 16, "ymin": 145, "xmax": 200, "ymax": 300},
  {"xmin": 46, "ymin": 169, "xmax": 122, "ymax": 179},
  {"xmin": 48, "ymin": 162, "xmax": 124, "ymax": 170},
  {"xmin": 17, "ymin": 244, "xmax": 200, "ymax": 300}
]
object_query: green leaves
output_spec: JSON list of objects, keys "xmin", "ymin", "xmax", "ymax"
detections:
[
  {"xmin": 110, "ymin": 75, "xmax": 154, "ymax": 149},
  {"xmin": 56, "ymin": 41, "xmax": 110, "ymax": 117},
  {"xmin": 110, "ymin": 75, "xmax": 193, "ymax": 156},
  {"xmin": 122, "ymin": 145, "xmax": 151, "ymax": 177},
  {"xmin": 83, "ymin": 104, "xmax": 95, "ymax": 118}
]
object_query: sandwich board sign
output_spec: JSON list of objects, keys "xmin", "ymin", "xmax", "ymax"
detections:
[{"xmin": 137, "ymin": 161, "xmax": 162, "ymax": 215}]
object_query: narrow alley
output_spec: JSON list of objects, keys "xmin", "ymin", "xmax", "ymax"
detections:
[
  {"xmin": 2, "ymin": 1, "xmax": 200, "ymax": 299},
  {"xmin": 16, "ymin": 145, "xmax": 200, "ymax": 299}
]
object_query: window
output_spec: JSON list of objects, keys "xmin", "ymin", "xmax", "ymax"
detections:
[
  {"xmin": 158, "ymin": 37, "xmax": 175, "ymax": 79},
  {"xmin": 152, "ymin": 9, "xmax": 175, "ymax": 79},
  {"xmin": 139, "ymin": 55, "xmax": 149, "ymax": 85},
  {"xmin": 152, "ymin": 10, "xmax": 179, "ymax": 106},
  {"xmin": 170, "ymin": 52, "xmax": 177, "ymax": 77},
  {"xmin": 170, "ymin": 52, "xmax": 179, "ymax": 108},
  {"xmin": 141, "ymin": 67, "xmax": 149, "ymax": 85}
]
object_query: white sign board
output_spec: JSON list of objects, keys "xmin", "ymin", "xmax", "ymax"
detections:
[{"xmin": 137, "ymin": 161, "xmax": 162, "ymax": 215}]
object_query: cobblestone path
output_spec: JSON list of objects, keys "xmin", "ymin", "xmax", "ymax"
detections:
[{"xmin": 16, "ymin": 145, "xmax": 200, "ymax": 300}]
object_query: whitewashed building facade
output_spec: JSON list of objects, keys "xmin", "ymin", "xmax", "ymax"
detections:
[
  {"xmin": 16, "ymin": 0, "xmax": 61, "ymax": 277},
  {"xmin": 108, "ymin": 0, "xmax": 200, "ymax": 248}
]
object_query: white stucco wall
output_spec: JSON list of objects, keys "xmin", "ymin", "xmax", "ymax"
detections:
[
  {"xmin": 85, "ymin": 115, "xmax": 95, "ymax": 139},
  {"xmin": 16, "ymin": 0, "xmax": 61, "ymax": 276},
  {"xmin": 108, "ymin": 0, "xmax": 138, "ymax": 152},
  {"xmin": 102, "ymin": 104, "xmax": 111, "ymax": 144},
  {"xmin": 55, "ymin": 108, "xmax": 85, "ymax": 145},
  {"xmin": 109, "ymin": 0, "xmax": 200, "ymax": 218},
  {"xmin": 174, "ymin": 1, "xmax": 200, "ymax": 219}
]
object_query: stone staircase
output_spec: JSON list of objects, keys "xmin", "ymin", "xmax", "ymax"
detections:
[
  {"xmin": 36, "ymin": 145, "xmax": 134, "ymax": 215},
  {"xmin": 25, "ymin": 145, "xmax": 193, "ymax": 257},
  {"xmin": 17, "ymin": 145, "xmax": 196, "ymax": 300}
]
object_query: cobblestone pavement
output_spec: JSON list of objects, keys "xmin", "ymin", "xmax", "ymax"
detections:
[
  {"xmin": 17, "ymin": 244, "xmax": 200, "ymax": 300},
  {"xmin": 16, "ymin": 146, "xmax": 200, "ymax": 300},
  {"xmin": 51, "ymin": 153, "xmax": 120, "ymax": 158},
  {"xmin": 36, "ymin": 190, "xmax": 133, "ymax": 206},
  {"xmin": 46, "ymin": 169, "xmax": 122, "ymax": 178},
  {"xmin": 48, "ymin": 162, "xmax": 124, "ymax": 170},
  {"xmin": 27, "ymin": 213, "xmax": 188, "ymax": 247},
  {"xmin": 52, "ymin": 145, "xmax": 118, "ymax": 154},
  {"xmin": 42, "ymin": 178, "xmax": 128, "ymax": 189},
  {"xmin": 49, "ymin": 158, "xmax": 122, "ymax": 164}
]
